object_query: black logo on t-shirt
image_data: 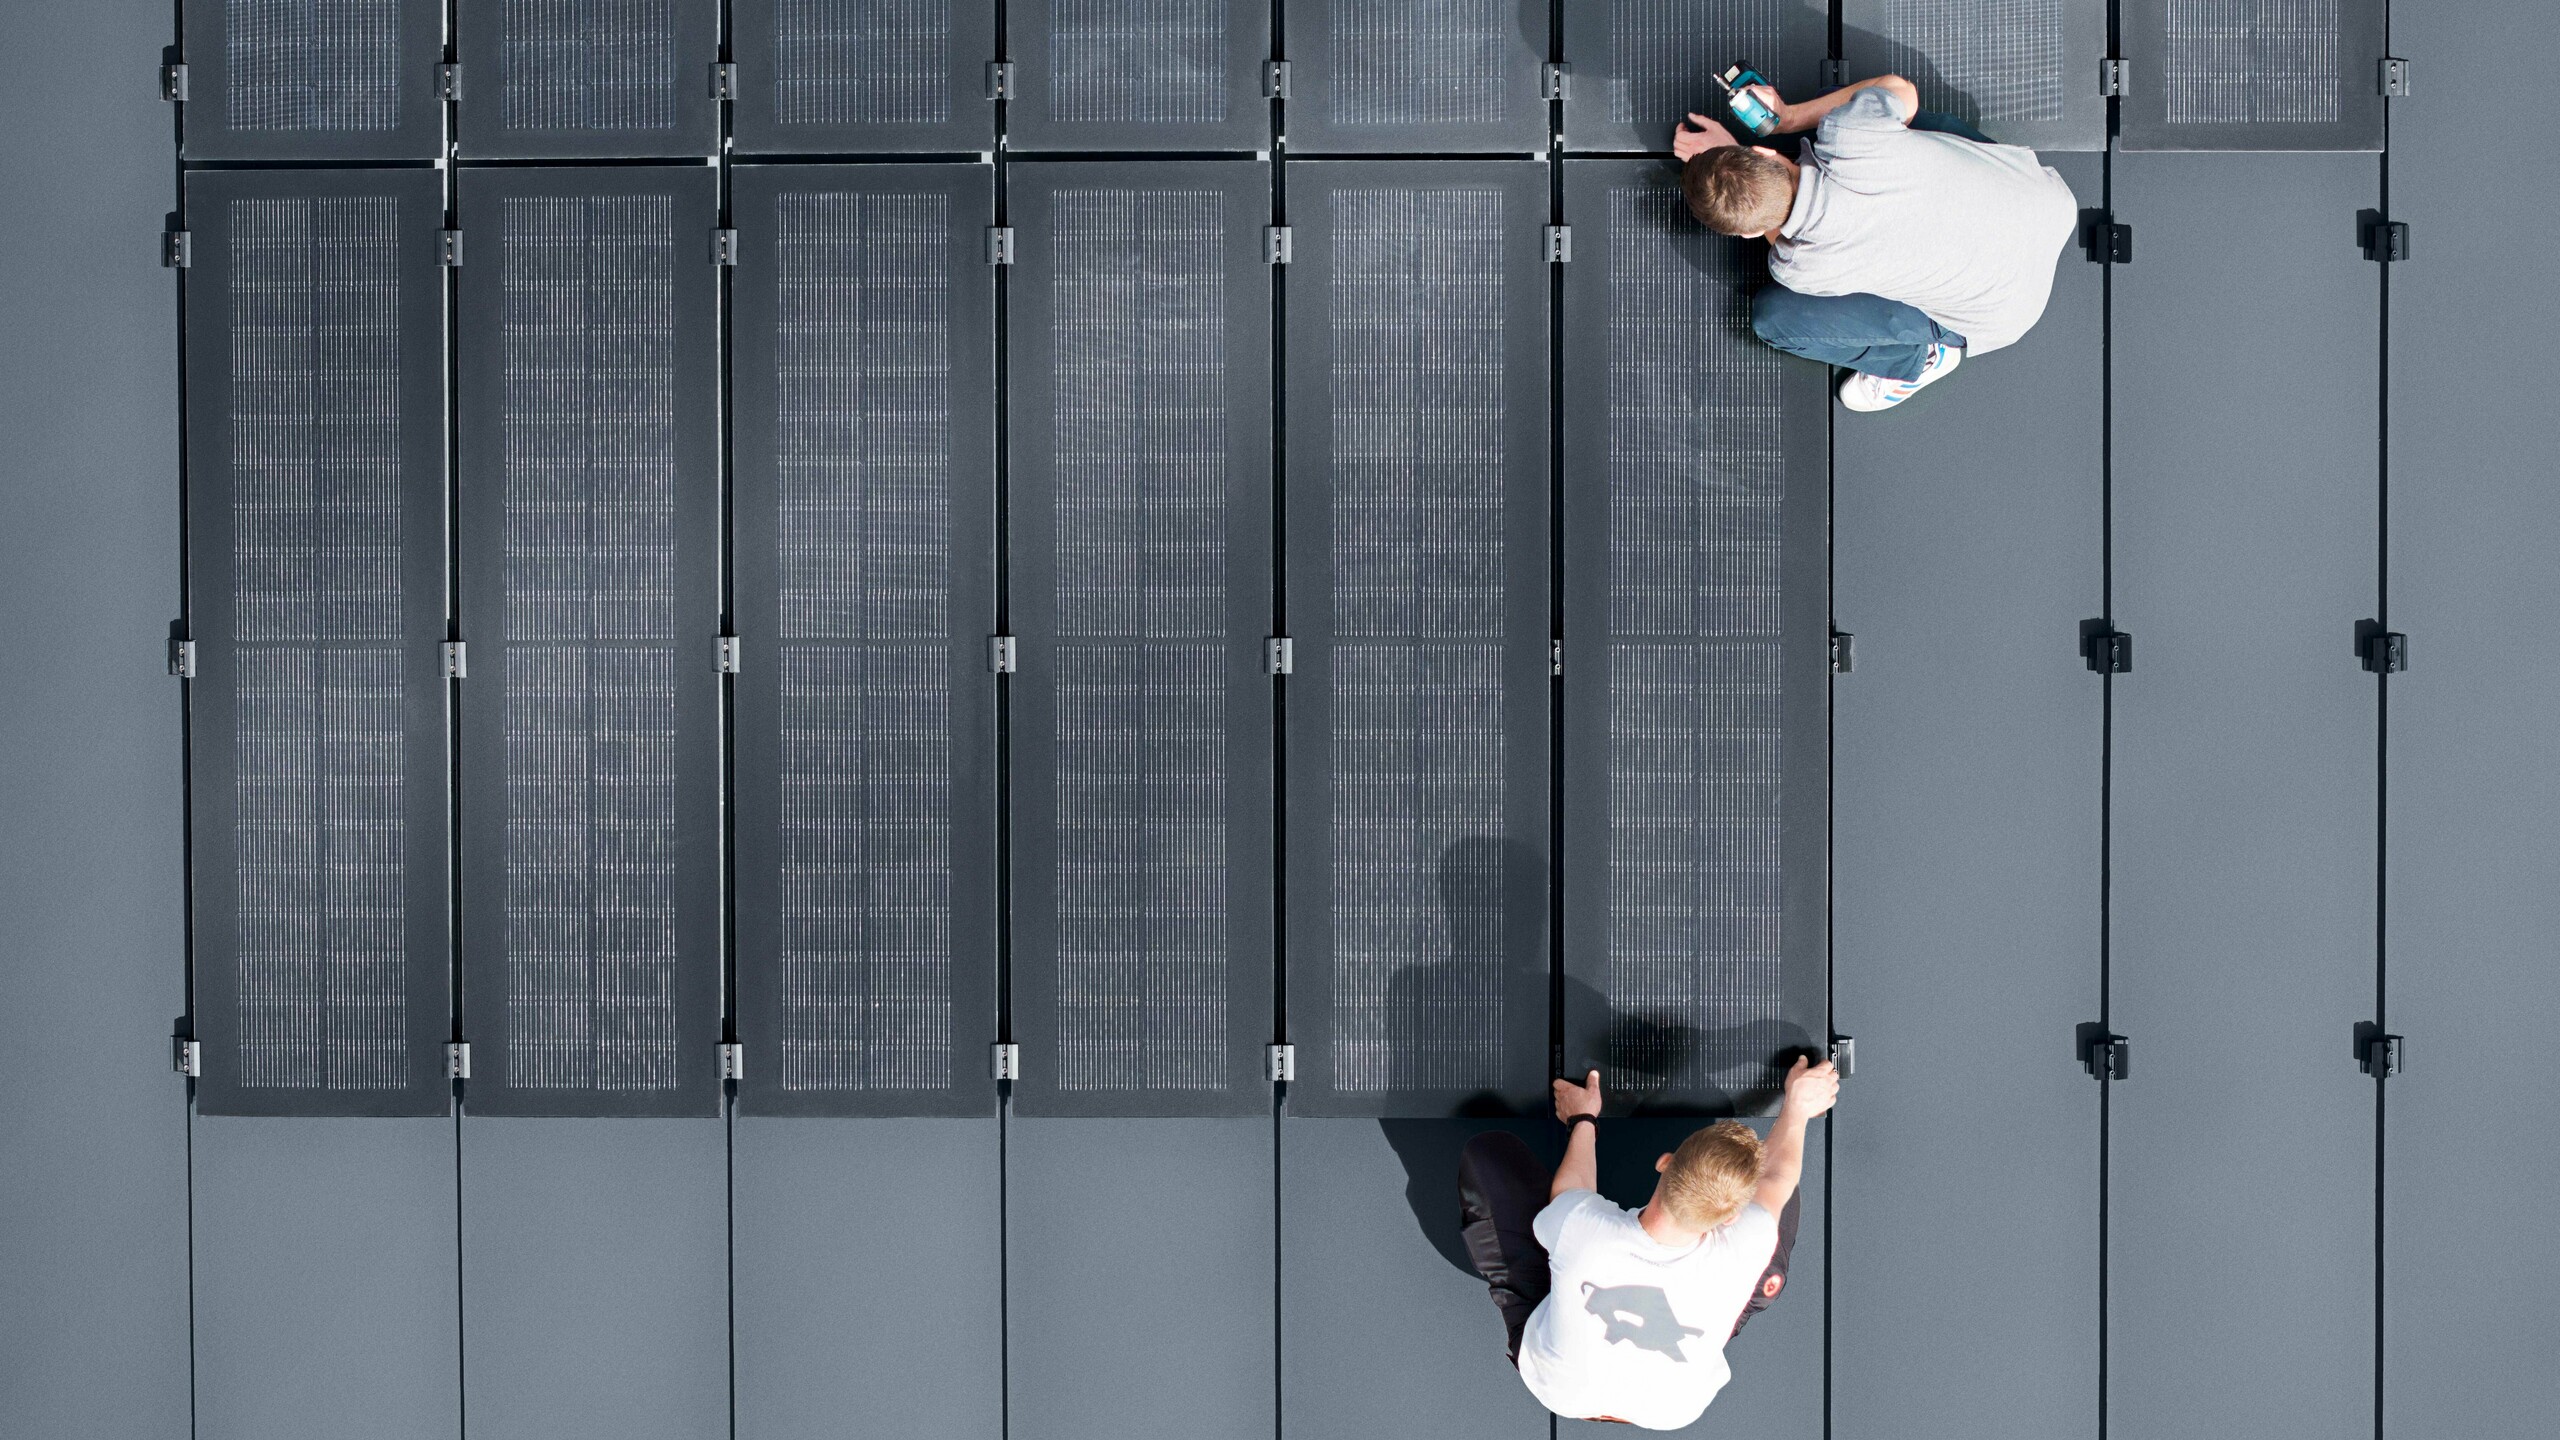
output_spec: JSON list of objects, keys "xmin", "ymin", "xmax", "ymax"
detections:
[{"xmin": 1580, "ymin": 1282, "xmax": 1707, "ymax": 1361}]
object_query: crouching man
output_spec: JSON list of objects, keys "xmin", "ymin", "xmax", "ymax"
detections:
[
  {"xmin": 1457, "ymin": 1058, "xmax": 1842, "ymax": 1428},
  {"xmin": 1674, "ymin": 73, "xmax": 2080, "ymax": 412}
]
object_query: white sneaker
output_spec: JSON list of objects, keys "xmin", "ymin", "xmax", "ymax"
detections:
[{"xmin": 1838, "ymin": 343, "xmax": 1962, "ymax": 412}]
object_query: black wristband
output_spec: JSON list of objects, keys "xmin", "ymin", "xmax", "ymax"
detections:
[{"xmin": 1566, "ymin": 1114, "xmax": 1598, "ymax": 1134}]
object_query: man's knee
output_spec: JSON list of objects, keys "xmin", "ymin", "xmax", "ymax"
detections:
[{"xmin": 1750, "ymin": 285, "xmax": 1809, "ymax": 344}]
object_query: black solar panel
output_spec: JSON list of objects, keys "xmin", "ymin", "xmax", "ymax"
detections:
[
  {"xmin": 455, "ymin": 166, "xmax": 723, "ymax": 1116},
  {"xmin": 1842, "ymin": 0, "xmax": 2108, "ymax": 151},
  {"xmin": 1006, "ymin": 162, "xmax": 1274, "ymax": 1116},
  {"xmin": 1007, "ymin": 0, "xmax": 1271, "ymax": 150},
  {"xmin": 729, "ymin": 0, "xmax": 997, "ymax": 152},
  {"xmin": 1561, "ymin": 0, "xmax": 1829, "ymax": 153},
  {"xmin": 1280, "ymin": 161, "xmax": 1551, "ymax": 1118},
  {"xmin": 181, "ymin": 0, "xmax": 444, "ymax": 159},
  {"xmin": 183, "ymin": 169, "xmax": 453, "ymax": 1116},
  {"xmin": 1284, "ymin": 0, "xmax": 1547, "ymax": 154},
  {"xmin": 1558, "ymin": 160, "xmax": 1828, "ymax": 1116},
  {"xmin": 455, "ymin": 0, "xmax": 721, "ymax": 157},
  {"xmin": 2120, "ymin": 0, "xmax": 2384, "ymax": 149},
  {"xmin": 731, "ymin": 165, "xmax": 999, "ymax": 1116}
]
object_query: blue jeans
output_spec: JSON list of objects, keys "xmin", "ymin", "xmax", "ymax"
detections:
[{"xmin": 1750, "ymin": 110, "xmax": 1991, "ymax": 381}]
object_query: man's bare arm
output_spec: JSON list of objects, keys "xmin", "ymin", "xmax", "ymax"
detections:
[
  {"xmin": 1752, "ymin": 1057, "xmax": 1842, "ymax": 1214},
  {"xmin": 1551, "ymin": 1069, "xmax": 1602, "ymax": 1199},
  {"xmin": 1770, "ymin": 74, "xmax": 1921, "ymax": 133}
]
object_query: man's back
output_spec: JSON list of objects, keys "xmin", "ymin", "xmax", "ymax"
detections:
[
  {"xmin": 1514, "ymin": 1190, "xmax": 1780, "ymax": 1430},
  {"xmin": 1770, "ymin": 87, "xmax": 2079, "ymax": 354}
]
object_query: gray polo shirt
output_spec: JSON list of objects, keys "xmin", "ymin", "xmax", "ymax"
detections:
[{"xmin": 1767, "ymin": 87, "xmax": 2080, "ymax": 354}]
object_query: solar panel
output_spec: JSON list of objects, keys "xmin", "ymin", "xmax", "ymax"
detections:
[
  {"xmin": 1007, "ymin": 0, "xmax": 1271, "ymax": 150},
  {"xmin": 731, "ymin": 164, "xmax": 999, "ymax": 1116},
  {"xmin": 2120, "ymin": 0, "xmax": 2383, "ymax": 149},
  {"xmin": 1842, "ymin": 0, "xmax": 2107, "ymax": 151},
  {"xmin": 729, "ymin": 0, "xmax": 997, "ymax": 152},
  {"xmin": 1561, "ymin": 0, "xmax": 1829, "ymax": 153},
  {"xmin": 455, "ymin": 0, "xmax": 722, "ymax": 157},
  {"xmin": 181, "ymin": 0, "xmax": 444, "ymax": 159},
  {"xmin": 1280, "ymin": 161, "xmax": 1551, "ymax": 1117},
  {"xmin": 1284, "ymin": 0, "xmax": 1547, "ymax": 154},
  {"xmin": 183, "ymin": 168, "xmax": 453, "ymax": 1115},
  {"xmin": 1006, "ymin": 161, "xmax": 1274, "ymax": 1115},
  {"xmin": 1558, "ymin": 160, "xmax": 1828, "ymax": 1115},
  {"xmin": 456, "ymin": 166, "xmax": 723, "ymax": 1116}
]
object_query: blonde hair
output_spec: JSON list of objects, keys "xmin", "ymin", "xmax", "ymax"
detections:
[
  {"xmin": 1681, "ymin": 147, "xmax": 1794, "ymax": 236},
  {"xmin": 1658, "ymin": 1121, "xmax": 1764, "ymax": 1230}
]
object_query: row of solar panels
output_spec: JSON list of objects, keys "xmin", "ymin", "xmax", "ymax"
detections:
[
  {"xmin": 178, "ymin": 159, "xmax": 1827, "ymax": 1119},
  {"xmin": 174, "ymin": 0, "xmax": 2389, "ymax": 160}
]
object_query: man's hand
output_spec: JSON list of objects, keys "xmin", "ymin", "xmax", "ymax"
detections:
[
  {"xmin": 1778, "ymin": 1056, "xmax": 1840, "ymax": 1121},
  {"xmin": 1671, "ymin": 112, "xmax": 1738, "ymax": 162},
  {"xmin": 1553, "ymin": 1068, "xmax": 1603, "ymax": 1123}
]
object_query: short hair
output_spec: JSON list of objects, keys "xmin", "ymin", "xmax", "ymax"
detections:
[
  {"xmin": 1682, "ymin": 147, "xmax": 1794, "ymax": 236},
  {"xmin": 1658, "ymin": 1121, "xmax": 1764, "ymax": 1230}
]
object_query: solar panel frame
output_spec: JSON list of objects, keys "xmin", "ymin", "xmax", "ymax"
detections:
[
  {"xmin": 729, "ymin": 163, "xmax": 1000, "ymax": 1117},
  {"xmin": 1560, "ymin": 0, "xmax": 1830, "ymax": 154},
  {"xmin": 2119, "ymin": 0, "xmax": 2385, "ymax": 150},
  {"xmin": 1556, "ymin": 159, "xmax": 1829, "ymax": 1118},
  {"xmin": 181, "ymin": 0, "xmax": 447, "ymax": 161},
  {"xmin": 1004, "ymin": 160, "xmax": 1275, "ymax": 1117},
  {"xmin": 1281, "ymin": 0, "xmax": 1549, "ymax": 156},
  {"xmin": 1005, "ymin": 0, "xmax": 1273, "ymax": 152},
  {"xmin": 729, "ymin": 0, "xmax": 999, "ymax": 154},
  {"xmin": 184, "ymin": 167, "xmax": 455, "ymax": 1117},
  {"xmin": 1841, "ymin": 0, "xmax": 2109, "ymax": 152},
  {"xmin": 1278, "ymin": 159, "xmax": 1552, "ymax": 1119},
  {"xmin": 454, "ymin": 0, "xmax": 722, "ymax": 159},
  {"xmin": 454, "ymin": 164, "xmax": 725, "ymax": 1117}
]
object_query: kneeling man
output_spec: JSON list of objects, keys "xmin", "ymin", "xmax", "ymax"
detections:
[{"xmin": 1675, "ymin": 74, "xmax": 2080, "ymax": 412}]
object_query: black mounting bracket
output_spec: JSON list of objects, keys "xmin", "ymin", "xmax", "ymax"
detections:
[
  {"xmin": 1829, "ymin": 630, "xmax": 1854, "ymax": 674},
  {"xmin": 2077, "ymin": 1022, "xmax": 2129, "ymax": 1080},
  {"xmin": 2081, "ymin": 208, "xmax": 2132, "ymax": 264},
  {"xmin": 2081, "ymin": 620, "xmax": 2132, "ymax": 674},
  {"xmin": 2355, "ymin": 619, "xmax": 2409, "ymax": 673},
  {"xmin": 2355, "ymin": 1021, "xmax": 2404, "ymax": 1077}
]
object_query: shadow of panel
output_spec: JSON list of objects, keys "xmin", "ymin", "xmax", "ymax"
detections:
[
  {"xmin": 459, "ymin": 1118, "xmax": 728, "ymax": 1440},
  {"xmin": 1826, "ymin": 152, "xmax": 2103, "ymax": 1440},
  {"xmin": 1008, "ymin": 1118, "xmax": 1275, "ymax": 1439},
  {"xmin": 2109, "ymin": 151, "xmax": 2378, "ymax": 1440},
  {"xmin": 2382, "ymin": 1, "xmax": 2560, "ymax": 1433},
  {"xmin": 193, "ymin": 1118, "xmax": 461, "ymax": 1440},
  {"xmin": 1280, "ymin": 1118, "xmax": 1554, "ymax": 1440},
  {"xmin": 1556, "ymin": 1118, "xmax": 1826, "ymax": 1438},
  {"xmin": 735, "ymin": 1119, "xmax": 1001, "ymax": 1440},
  {"xmin": 1840, "ymin": 3, "xmax": 2108, "ymax": 152}
]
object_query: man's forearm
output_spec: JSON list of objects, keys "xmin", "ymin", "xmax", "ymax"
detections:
[
  {"xmin": 1776, "ymin": 75, "xmax": 1914, "ymax": 133},
  {"xmin": 1753, "ymin": 1110, "xmax": 1812, "ymax": 1210},
  {"xmin": 1551, "ymin": 1122, "xmax": 1598, "ymax": 1200}
]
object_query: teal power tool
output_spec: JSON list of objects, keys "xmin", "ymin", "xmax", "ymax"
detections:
[{"xmin": 1716, "ymin": 64, "xmax": 1781, "ymax": 137}]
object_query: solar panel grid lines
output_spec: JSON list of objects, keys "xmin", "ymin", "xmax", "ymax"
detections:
[
  {"xmin": 457, "ymin": 167, "xmax": 720, "ymax": 1116},
  {"xmin": 500, "ymin": 0, "xmax": 680, "ymax": 131},
  {"xmin": 1049, "ymin": 0, "xmax": 1231, "ymax": 124},
  {"xmin": 1558, "ymin": 159, "xmax": 1826, "ymax": 1115},
  {"xmin": 1559, "ymin": 0, "xmax": 1828, "ymax": 153},
  {"xmin": 1883, "ymin": 0, "xmax": 2069, "ymax": 124},
  {"xmin": 226, "ymin": 195, "xmax": 414, "ymax": 1094},
  {"xmin": 185, "ymin": 167, "xmax": 453, "ymax": 1116},
  {"xmin": 1329, "ymin": 0, "xmax": 1509, "ymax": 127},
  {"xmin": 770, "ymin": 190, "xmax": 956, "ymax": 1094},
  {"xmin": 1048, "ymin": 185, "xmax": 1234, "ymax": 1094},
  {"xmin": 771, "ymin": 0, "xmax": 952, "ymax": 127},
  {"xmin": 2165, "ymin": 0, "xmax": 2342, "ymax": 126},
  {"xmin": 1004, "ymin": 161, "xmax": 1271, "ymax": 1115},
  {"xmin": 1325, "ymin": 184, "xmax": 1512, "ymax": 1096},
  {"xmin": 224, "ymin": 0, "xmax": 407, "ymax": 132}
]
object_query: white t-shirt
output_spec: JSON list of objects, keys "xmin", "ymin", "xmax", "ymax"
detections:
[
  {"xmin": 1514, "ymin": 1190, "xmax": 1780, "ymax": 1431},
  {"xmin": 1767, "ymin": 87, "xmax": 2081, "ymax": 354}
]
